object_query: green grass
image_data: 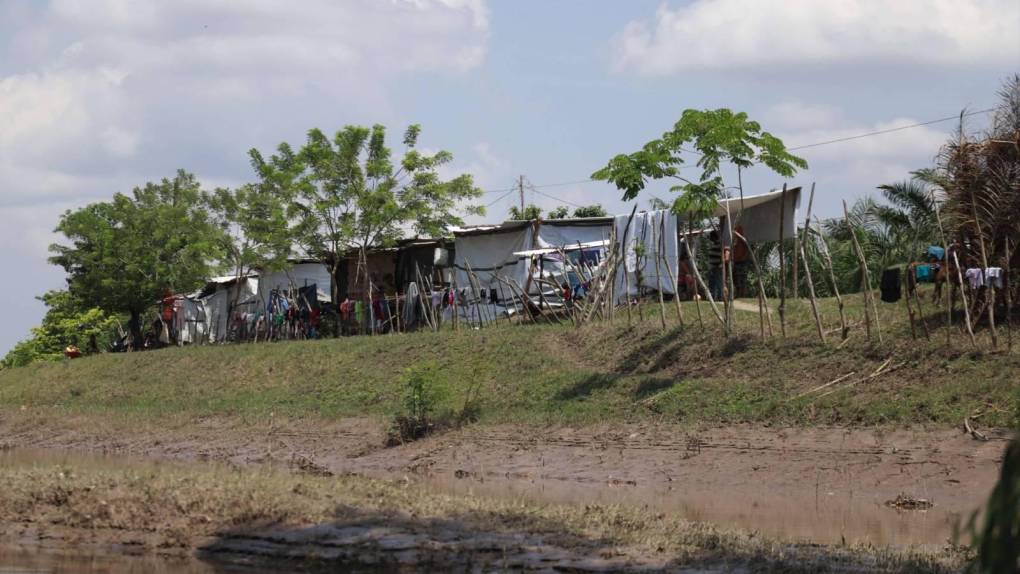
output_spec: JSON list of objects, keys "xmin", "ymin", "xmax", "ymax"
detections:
[{"xmin": 1, "ymin": 287, "xmax": 1018, "ymax": 428}]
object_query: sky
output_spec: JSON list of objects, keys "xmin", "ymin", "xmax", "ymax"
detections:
[{"xmin": 1, "ymin": 0, "xmax": 1018, "ymax": 355}]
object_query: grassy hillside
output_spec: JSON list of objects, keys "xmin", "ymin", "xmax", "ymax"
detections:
[{"xmin": 1, "ymin": 290, "xmax": 1018, "ymax": 428}]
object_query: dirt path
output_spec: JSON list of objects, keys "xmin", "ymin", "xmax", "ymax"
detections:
[{"xmin": 0, "ymin": 412, "xmax": 1005, "ymax": 548}]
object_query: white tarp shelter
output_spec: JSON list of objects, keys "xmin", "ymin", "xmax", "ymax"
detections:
[
  {"xmin": 200, "ymin": 276, "xmax": 259, "ymax": 343},
  {"xmin": 256, "ymin": 261, "xmax": 332, "ymax": 304},
  {"xmin": 614, "ymin": 209, "xmax": 679, "ymax": 302},
  {"xmin": 452, "ymin": 218, "xmax": 613, "ymax": 301},
  {"xmin": 713, "ymin": 187, "xmax": 801, "ymax": 245}
]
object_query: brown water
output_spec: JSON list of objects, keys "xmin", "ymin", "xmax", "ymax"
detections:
[
  {"xmin": 415, "ymin": 470, "xmax": 965, "ymax": 547},
  {"xmin": 0, "ymin": 446, "xmax": 969, "ymax": 571}
]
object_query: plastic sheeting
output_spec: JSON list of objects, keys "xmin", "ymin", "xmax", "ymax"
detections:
[
  {"xmin": 614, "ymin": 210, "xmax": 679, "ymax": 302},
  {"xmin": 201, "ymin": 277, "xmax": 258, "ymax": 343},
  {"xmin": 257, "ymin": 262, "xmax": 333, "ymax": 304},
  {"xmin": 715, "ymin": 187, "xmax": 801, "ymax": 245}
]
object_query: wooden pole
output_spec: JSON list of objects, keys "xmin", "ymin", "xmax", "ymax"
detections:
[
  {"xmin": 653, "ymin": 214, "xmax": 668, "ymax": 330},
  {"xmin": 778, "ymin": 183, "xmax": 788, "ymax": 338},
  {"xmin": 970, "ymin": 197, "xmax": 997, "ymax": 348},
  {"xmin": 723, "ymin": 196, "xmax": 736, "ymax": 336},
  {"xmin": 620, "ymin": 205, "xmax": 638, "ymax": 325},
  {"xmin": 953, "ymin": 250, "xmax": 977, "ymax": 347},
  {"xmin": 930, "ymin": 190, "xmax": 953, "ymax": 347},
  {"xmin": 799, "ymin": 184, "xmax": 825, "ymax": 344},
  {"xmin": 911, "ymin": 278, "xmax": 931, "ymax": 341},
  {"xmin": 903, "ymin": 269, "xmax": 918, "ymax": 340},
  {"xmin": 1005, "ymin": 239, "xmax": 1013, "ymax": 352},
  {"xmin": 812, "ymin": 216, "xmax": 848, "ymax": 340},
  {"xmin": 686, "ymin": 221, "xmax": 705, "ymax": 329},
  {"xmin": 733, "ymin": 230, "xmax": 773, "ymax": 338},
  {"xmin": 843, "ymin": 200, "xmax": 878, "ymax": 342},
  {"xmin": 659, "ymin": 214, "xmax": 684, "ymax": 327},
  {"xmin": 684, "ymin": 218, "xmax": 725, "ymax": 328}
]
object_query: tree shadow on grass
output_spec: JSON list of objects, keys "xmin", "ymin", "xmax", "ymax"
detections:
[
  {"xmin": 632, "ymin": 376, "xmax": 676, "ymax": 400},
  {"xmin": 554, "ymin": 373, "xmax": 620, "ymax": 401}
]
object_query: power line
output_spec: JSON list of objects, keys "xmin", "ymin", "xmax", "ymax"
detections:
[
  {"xmin": 478, "ymin": 105, "xmax": 997, "ymax": 193},
  {"xmin": 530, "ymin": 187, "xmax": 586, "ymax": 209},
  {"xmin": 787, "ymin": 108, "xmax": 995, "ymax": 151},
  {"xmin": 485, "ymin": 188, "xmax": 515, "ymax": 207}
]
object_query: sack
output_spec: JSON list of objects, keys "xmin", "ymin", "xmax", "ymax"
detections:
[{"xmin": 880, "ymin": 267, "xmax": 902, "ymax": 303}]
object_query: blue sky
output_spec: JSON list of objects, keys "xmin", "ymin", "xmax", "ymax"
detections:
[{"xmin": 1, "ymin": 0, "xmax": 1018, "ymax": 355}]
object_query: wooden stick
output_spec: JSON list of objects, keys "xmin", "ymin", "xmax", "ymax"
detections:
[
  {"xmin": 685, "ymin": 217, "xmax": 725, "ymax": 328},
  {"xmin": 813, "ymin": 216, "xmax": 848, "ymax": 340},
  {"xmin": 653, "ymin": 213, "xmax": 667, "ymax": 330},
  {"xmin": 800, "ymin": 183, "xmax": 824, "ymax": 344},
  {"xmin": 778, "ymin": 183, "xmax": 788, "ymax": 338},
  {"xmin": 734, "ymin": 230, "xmax": 772, "ymax": 338},
  {"xmin": 659, "ymin": 214, "xmax": 684, "ymax": 327},
  {"xmin": 930, "ymin": 190, "xmax": 953, "ymax": 347},
  {"xmin": 790, "ymin": 371, "xmax": 856, "ymax": 400},
  {"xmin": 953, "ymin": 250, "xmax": 977, "ymax": 347},
  {"xmin": 903, "ymin": 269, "xmax": 918, "ymax": 340},
  {"xmin": 911, "ymin": 276, "xmax": 931, "ymax": 341},
  {"xmin": 620, "ymin": 205, "xmax": 638, "ymax": 325},
  {"xmin": 816, "ymin": 358, "xmax": 895, "ymax": 399},
  {"xmin": 686, "ymin": 221, "xmax": 705, "ymax": 329},
  {"xmin": 843, "ymin": 200, "xmax": 881, "ymax": 343},
  {"xmin": 1005, "ymin": 239, "xmax": 1013, "ymax": 351},
  {"xmin": 723, "ymin": 193, "xmax": 735, "ymax": 335},
  {"xmin": 970, "ymin": 183, "xmax": 998, "ymax": 348}
]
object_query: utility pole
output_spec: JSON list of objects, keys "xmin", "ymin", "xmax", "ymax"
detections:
[{"xmin": 518, "ymin": 175, "xmax": 525, "ymax": 216}]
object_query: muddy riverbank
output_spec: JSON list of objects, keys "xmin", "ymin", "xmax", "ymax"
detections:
[{"xmin": 0, "ymin": 413, "xmax": 1006, "ymax": 545}]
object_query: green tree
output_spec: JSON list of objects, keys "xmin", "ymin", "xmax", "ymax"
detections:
[
  {"xmin": 49, "ymin": 170, "xmax": 224, "ymax": 343},
  {"xmin": 546, "ymin": 206, "xmax": 569, "ymax": 219},
  {"xmin": 591, "ymin": 108, "xmax": 806, "ymax": 217},
  {"xmin": 250, "ymin": 124, "xmax": 482, "ymax": 302},
  {"xmin": 205, "ymin": 183, "xmax": 292, "ymax": 298},
  {"xmin": 572, "ymin": 204, "xmax": 608, "ymax": 218},
  {"xmin": 1, "ymin": 291, "xmax": 119, "ymax": 368},
  {"xmin": 509, "ymin": 204, "xmax": 543, "ymax": 220}
]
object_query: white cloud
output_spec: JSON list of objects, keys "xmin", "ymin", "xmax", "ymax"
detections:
[{"xmin": 611, "ymin": 0, "xmax": 1020, "ymax": 75}]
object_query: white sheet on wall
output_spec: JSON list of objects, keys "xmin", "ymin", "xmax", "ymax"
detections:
[
  {"xmin": 715, "ymin": 188, "xmax": 801, "ymax": 244},
  {"xmin": 614, "ymin": 210, "xmax": 679, "ymax": 302},
  {"xmin": 453, "ymin": 225, "xmax": 534, "ymax": 293},
  {"xmin": 257, "ymin": 263, "xmax": 332, "ymax": 304}
]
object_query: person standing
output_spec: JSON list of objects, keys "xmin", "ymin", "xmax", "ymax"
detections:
[{"xmin": 707, "ymin": 230, "xmax": 729, "ymax": 301}]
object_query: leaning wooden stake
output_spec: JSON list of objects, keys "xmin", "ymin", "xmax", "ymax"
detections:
[
  {"xmin": 952, "ymin": 250, "xmax": 977, "ymax": 347},
  {"xmin": 652, "ymin": 215, "xmax": 668, "ymax": 330},
  {"xmin": 1005, "ymin": 239, "xmax": 1013, "ymax": 352},
  {"xmin": 903, "ymin": 270, "xmax": 918, "ymax": 340},
  {"xmin": 659, "ymin": 214, "xmax": 684, "ymax": 327},
  {"xmin": 734, "ymin": 230, "xmax": 773, "ymax": 338},
  {"xmin": 799, "ymin": 184, "xmax": 825, "ymax": 344},
  {"xmin": 812, "ymin": 217, "xmax": 848, "ymax": 340},
  {"xmin": 777, "ymin": 183, "xmax": 788, "ymax": 338},
  {"xmin": 930, "ymin": 190, "xmax": 953, "ymax": 347},
  {"xmin": 620, "ymin": 205, "xmax": 638, "ymax": 325},
  {"xmin": 843, "ymin": 200, "xmax": 877, "ymax": 342},
  {"xmin": 684, "ymin": 220, "xmax": 725, "ymax": 329},
  {"xmin": 970, "ymin": 197, "xmax": 998, "ymax": 348}
]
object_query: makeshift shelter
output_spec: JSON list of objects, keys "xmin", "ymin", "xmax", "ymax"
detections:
[
  {"xmin": 451, "ymin": 217, "xmax": 613, "ymax": 301},
  {"xmin": 198, "ymin": 275, "xmax": 259, "ymax": 343},
  {"xmin": 713, "ymin": 187, "xmax": 802, "ymax": 245},
  {"xmin": 256, "ymin": 260, "xmax": 332, "ymax": 306},
  {"xmin": 394, "ymin": 239, "xmax": 453, "ymax": 288},
  {"xmin": 172, "ymin": 294, "xmax": 208, "ymax": 345},
  {"xmin": 613, "ymin": 209, "xmax": 680, "ymax": 302}
]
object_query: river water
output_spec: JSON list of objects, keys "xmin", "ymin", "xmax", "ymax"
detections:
[{"xmin": 0, "ymin": 446, "xmax": 971, "ymax": 572}]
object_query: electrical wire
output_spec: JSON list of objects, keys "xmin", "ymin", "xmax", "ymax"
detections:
[{"xmin": 476, "ymin": 105, "xmax": 998, "ymax": 194}]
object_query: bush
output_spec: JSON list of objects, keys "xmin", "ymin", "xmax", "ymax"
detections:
[{"xmin": 388, "ymin": 361, "xmax": 452, "ymax": 445}]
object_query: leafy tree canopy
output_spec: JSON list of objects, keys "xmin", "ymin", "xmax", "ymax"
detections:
[
  {"xmin": 592, "ymin": 108, "xmax": 807, "ymax": 217},
  {"xmin": 509, "ymin": 204, "xmax": 543, "ymax": 220},
  {"xmin": 205, "ymin": 183, "xmax": 292, "ymax": 277},
  {"xmin": 1, "ymin": 291, "xmax": 119, "ymax": 368},
  {"xmin": 546, "ymin": 206, "xmax": 569, "ymax": 219},
  {"xmin": 48, "ymin": 170, "xmax": 224, "ymax": 332},
  {"xmin": 572, "ymin": 204, "xmax": 608, "ymax": 218}
]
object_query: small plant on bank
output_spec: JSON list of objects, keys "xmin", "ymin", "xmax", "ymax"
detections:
[{"xmin": 388, "ymin": 361, "xmax": 452, "ymax": 445}]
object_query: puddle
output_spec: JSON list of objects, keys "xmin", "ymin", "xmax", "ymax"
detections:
[
  {"xmin": 410, "ymin": 470, "xmax": 969, "ymax": 547},
  {"xmin": 0, "ymin": 445, "xmax": 970, "ymax": 568}
]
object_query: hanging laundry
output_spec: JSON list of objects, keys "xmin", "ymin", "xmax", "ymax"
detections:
[
  {"xmin": 914, "ymin": 264, "xmax": 932, "ymax": 283},
  {"xmin": 880, "ymin": 267, "xmax": 902, "ymax": 303},
  {"xmin": 354, "ymin": 301, "xmax": 364, "ymax": 323},
  {"xmin": 926, "ymin": 246, "xmax": 945, "ymax": 261},
  {"xmin": 965, "ymin": 268, "xmax": 984, "ymax": 290},
  {"xmin": 986, "ymin": 267, "xmax": 1004, "ymax": 289}
]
